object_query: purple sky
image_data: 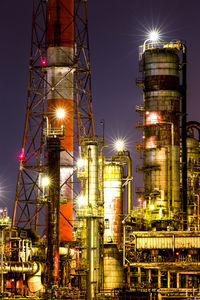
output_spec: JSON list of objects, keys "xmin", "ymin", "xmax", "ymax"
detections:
[{"xmin": 0, "ymin": 0, "xmax": 200, "ymax": 213}]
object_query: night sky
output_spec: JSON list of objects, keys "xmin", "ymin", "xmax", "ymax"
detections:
[{"xmin": 0, "ymin": 0, "xmax": 200, "ymax": 214}]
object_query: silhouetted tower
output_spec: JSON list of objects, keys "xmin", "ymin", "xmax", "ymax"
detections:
[{"xmin": 12, "ymin": 0, "xmax": 95, "ymax": 240}]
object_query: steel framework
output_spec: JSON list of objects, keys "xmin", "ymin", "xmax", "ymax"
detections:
[{"xmin": 12, "ymin": 0, "xmax": 95, "ymax": 232}]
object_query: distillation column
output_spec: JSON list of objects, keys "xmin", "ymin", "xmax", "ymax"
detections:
[
  {"xmin": 140, "ymin": 44, "xmax": 181, "ymax": 222},
  {"xmin": 187, "ymin": 136, "xmax": 200, "ymax": 229},
  {"xmin": 77, "ymin": 141, "xmax": 100, "ymax": 299},
  {"xmin": 84, "ymin": 141, "xmax": 99, "ymax": 300},
  {"xmin": 47, "ymin": 0, "xmax": 74, "ymax": 241},
  {"xmin": 186, "ymin": 122, "xmax": 200, "ymax": 229}
]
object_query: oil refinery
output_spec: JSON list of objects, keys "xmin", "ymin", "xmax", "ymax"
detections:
[{"xmin": 0, "ymin": 0, "xmax": 200, "ymax": 299}]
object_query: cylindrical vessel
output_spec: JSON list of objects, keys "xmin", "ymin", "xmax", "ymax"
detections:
[
  {"xmin": 104, "ymin": 244, "xmax": 123, "ymax": 290},
  {"xmin": 187, "ymin": 137, "xmax": 200, "ymax": 229},
  {"xmin": 142, "ymin": 46, "xmax": 181, "ymax": 220},
  {"xmin": 104, "ymin": 163, "xmax": 123, "ymax": 245},
  {"xmin": 84, "ymin": 141, "xmax": 99, "ymax": 211},
  {"xmin": 82, "ymin": 141, "xmax": 99, "ymax": 299},
  {"xmin": 46, "ymin": 0, "xmax": 74, "ymax": 241}
]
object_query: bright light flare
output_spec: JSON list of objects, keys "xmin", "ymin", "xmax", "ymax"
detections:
[
  {"xmin": 150, "ymin": 204, "xmax": 155, "ymax": 210},
  {"xmin": 148, "ymin": 30, "xmax": 160, "ymax": 42},
  {"xmin": 77, "ymin": 158, "xmax": 85, "ymax": 169},
  {"xmin": 18, "ymin": 148, "xmax": 25, "ymax": 161},
  {"xmin": 41, "ymin": 176, "xmax": 50, "ymax": 187},
  {"xmin": 146, "ymin": 137, "xmax": 157, "ymax": 149},
  {"xmin": 56, "ymin": 108, "xmax": 66, "ymax": 119},
  {"xmin": 19, "ymin": 153, "xmax": 25, "ymax": 161},
  {"xmin": 77, "ymin": 195, "xmax": 85, "ymax": 206},
  {"xmin": 146, "ymin": 112, "xmax": 161, "ymax": 125},
  {"xmin": 115, "ymin": 139, "xmax": 125, "ymax": 152},
  {"xmin": 41, "ymin": 58, "xmax": 46, "ymax": 66}
]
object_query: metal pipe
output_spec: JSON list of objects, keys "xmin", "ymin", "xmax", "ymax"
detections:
[
  {"xmin": 159, "ymin": 122, "xmax": 174, "ymax": 216},
  {"xmin": 127, "ymin": 153, "xmax": 133, "ymax": 214},
  {"xmin": 198, "ymin": 195, "xmax": 200, "ymax": 231},
  {"xmin": 171, "ymin": 123, "xmax": 175, "ymax": 210},
  {"xmin": 181, "ymin": 43, "xmax": 187, "ymax": 230},
  {"xmin": 86, "ymin": 218, "xmax": 92, "ymax": 300},
  {"xmin": 87, "ymin": 147, "xmax": 91, "ymax": 207},
  {"xmin": 46, "ymin": 137, "xmax": 60, "ymax": 288},
  {"xmin": 122, "ymin": 220, "xmax": 126, "ymax": 266},
  {"xmin": 193, "ymin": 194, "xmax": 200, "ymax": 231},
  {"xmin": 3, "ymin": 262, "xmax": 39, "ymax": 274}
]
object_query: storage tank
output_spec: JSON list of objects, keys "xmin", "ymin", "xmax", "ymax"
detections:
[
  {"xmin": 103, "ymin": 244, "xmax": 124, "ymax": 290},
  {"xmin": 103, "ymin": 162, "xmax": 124, "ymax": 290},
  {"xmin": 104, "ymin": 163, "xmax": 123, "ymax": 245},
  {"xmin": 140, "ymin": 43, "xmax": 181, "ymax": 221}
]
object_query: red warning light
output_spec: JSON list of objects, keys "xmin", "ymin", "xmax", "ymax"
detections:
[
  {"xmin": 18, "ymin": 150, "xmax": 25, "ymax": 161},
  {"xmin": 42, "ymin": 58, "xmax": 46, "ymax": 66}
]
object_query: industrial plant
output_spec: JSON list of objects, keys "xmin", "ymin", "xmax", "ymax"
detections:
[{"xmin": 0, "ymin": 0, "xmax": 200, "ymax": 299}]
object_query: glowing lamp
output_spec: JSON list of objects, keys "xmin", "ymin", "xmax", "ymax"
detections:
[
  {"xmin": 42, "ymin": 176, "xmax": 50, "ymax": 187},
  {"xmin": 150, "ymin": 204, "xmax": 155, "ymax": 210},
  {"xmin": 42, "ymin": 58, "xmax": 46, "ymax": 66},
  {"xmin": 70, "ymin": 249, "xmax": 75, "ymax": 256},
  {"xmin": 56, "ymin": 108, "xmax": 65, "ymax": 119},
  {"xmin": 77, "ymin": 195, "xmax": 85, "ymax": 206},
  {"xmin": 146, "ymin": 112, "xmax": 161, "ymax": 125},
  {"xmin": 77, "ymin": 158, "xmax": 85, "ymax": 168},
  {"xmin": 19, "ymin": 152, "xmax": 25, "ymax": 161},
  {"xmin": 146, "ymin": 137, "xmax": 156, "ymax": 149},
  {"xmin": 77, "ymin": 158, "xmax": 86, "ymax": 179},
  {"xmin": 149, "ymin": 30, "xmax": 160, "ymax": 42},
  {"xmin": 115, "ymin": 139, "xmax": 125, "ymax": 152}
]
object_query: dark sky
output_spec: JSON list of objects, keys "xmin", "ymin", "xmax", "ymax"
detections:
[{"xmin": 0, "ymin": 0, "xmax": 200, "ymax": 214}]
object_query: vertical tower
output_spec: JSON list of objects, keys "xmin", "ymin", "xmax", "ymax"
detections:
[
  {"xmin": 77, "ymin": 140, "xmax": 101, "ymax": 298},
  {"xmin": 46, "ymin": 0, "xmax": 74, "ymax": 242},
  {"xmin": 12, "ymin": 0, "xmax": 95, "ymax": 239},
  {"xmin": 186, "ymin": 122, "xmax": 200, "ymax": 230},
  {"xmin": 137, "ymin": 42, "xmax": 182, "ymax": 224}
]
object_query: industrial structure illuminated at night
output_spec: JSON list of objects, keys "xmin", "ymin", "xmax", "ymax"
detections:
[{"xmin": 0, "ymin": 1, "xmax": 199, "ymax": 300}]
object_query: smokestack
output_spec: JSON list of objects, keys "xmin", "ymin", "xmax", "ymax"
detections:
[{"xmin": 46, "ymin": 0, "xmax": 74, "ymax": 241}]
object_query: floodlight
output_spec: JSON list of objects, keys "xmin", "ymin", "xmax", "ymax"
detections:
[
  {"xmin": 56, "ymin": 108, "xmax": 65, "ymax": 119},
  {"xmin": 77, "ymin": 158, "xmax": 85, "ymax": 168},
  {"xmin": 42, "ymin": 176, "xmax": 50, "ymax": 187},
  {"xmin": 115, "ymin": 139, "xmax": 125, "ymax": 152},
  {"xmin": 149, "ymin": 30, "xmax": 160, "ymax": 42},
  {"xmin": 77, "ymin": 195, "xmax": 85, "ymax": 206}
]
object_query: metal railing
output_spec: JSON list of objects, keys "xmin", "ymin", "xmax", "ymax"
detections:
[
  {"xmin": 43, "ymin": 126, "xmax": 64, "ymax": 137},
  {"xmin": 139, "ymin": 41, "xmax": 182, "ymax": 60}
]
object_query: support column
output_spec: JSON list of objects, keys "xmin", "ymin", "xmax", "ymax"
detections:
[
  {"xmin": 177, "ymin": 273, "xmax": 180, "ymax": 288},
  {"xmin": 148, "ymin": 269, "xmax": 151, "ymax": 286},
  {"xmin": 158, "ymin": 270, "xmax": 161, "ymax": 289},
  {"xmin": 127, "ymin": 265, "xmax": 131, "ymax": 288},
  {"xmin": 167, "ymin": 271, "xmax": 170, "ymax": 289},
  {"xmin": 138, "ymin": 267, "xmax": 141, "ymax": 285}
]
